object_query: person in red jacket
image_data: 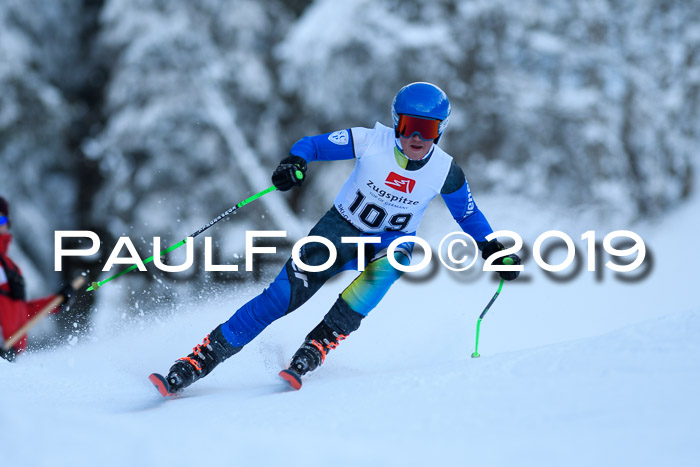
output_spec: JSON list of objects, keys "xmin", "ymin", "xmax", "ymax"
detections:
[{"xmin": 0, "ymin": 197, "xmax": 73, "ymax": 362}]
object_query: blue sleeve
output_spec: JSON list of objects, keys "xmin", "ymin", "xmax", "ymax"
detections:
[
  {"xmin": 289, "ymin": 130, "xmax": 356, "ymax": 163},
  {"xmin": 441, "ymin": 179, "xmax": 494, "ymax": 243}
]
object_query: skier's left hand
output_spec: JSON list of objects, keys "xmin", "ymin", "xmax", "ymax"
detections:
[{"xmin": 481, "ymin": 239, "xmax": 521, "ymax": 281}]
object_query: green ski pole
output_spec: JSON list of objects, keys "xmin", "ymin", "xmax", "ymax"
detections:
[
  {"xmin": 87, "ymin": 171, "xmax": 303, "ymax": 292},
  {"xmin": 471, "ymin": 256, "xmax": 514, "ymax": 358}
]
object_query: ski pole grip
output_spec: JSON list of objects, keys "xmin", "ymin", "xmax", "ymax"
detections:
[
  {"xmin": 504, "ymin": 256, "xmax": 514, "ymax": 266},
  {"xmin": 294, "ymin": 169, "xmax": 304, "ymax": 180}
]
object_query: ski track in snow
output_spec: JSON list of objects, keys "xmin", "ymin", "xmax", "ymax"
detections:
[
  {"xmin": 1, "ymin": 308, "xmax": 698, "ymax": 466},
  {"xmin": 2, "ymin": 189, "xmax": 700, "ymax": 466}
]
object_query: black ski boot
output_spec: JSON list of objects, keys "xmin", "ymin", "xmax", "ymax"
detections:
[
  {"xmin": 0, "ymin": 348, "xmax": 18, "ymax": 362},
  {"xmin": 149, "ymin": 323, "xmax": 242, "ymax": 397},
  {"xmin": 280, "ymin": 336, "xmax": 336, "ymax": 390},
  {"xmin": 280, "ymin": 298, "xmax": 364, "ymax": 390}
]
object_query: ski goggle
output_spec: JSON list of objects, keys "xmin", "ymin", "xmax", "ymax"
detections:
[
  {"xmin": 0, "ymin": 216, "xmax": 8, "ymax": 226},
  {"xmin": 397, "ymin": 114, "xmax": 441, "ymax": 141}
]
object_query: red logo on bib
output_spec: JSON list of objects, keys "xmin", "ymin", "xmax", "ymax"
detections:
[{"xmin": 385, "ymin": 172, "xmax": 416, "ymax": 193}]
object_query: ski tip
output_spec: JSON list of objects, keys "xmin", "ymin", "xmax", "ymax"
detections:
[
  {"xmin": 148, "ymin": 373, "xmax": 175, "ymax": 397},
  {"xmin": 279, "ymin": 369, "xmax": 302, "ymax": 390}
]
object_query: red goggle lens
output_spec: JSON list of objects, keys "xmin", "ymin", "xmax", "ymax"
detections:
[{"xmin": 398, "ymin": 114, "xmax": 440, "ymax": 141}]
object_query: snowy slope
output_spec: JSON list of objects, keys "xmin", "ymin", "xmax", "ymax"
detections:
[
  {"xmin": 1, "ymin": 305, "xmax": 698, "ymax": 466},
  {"xmin": 2, "ymin": 185, "xmax": 699, "ymax": 466}
]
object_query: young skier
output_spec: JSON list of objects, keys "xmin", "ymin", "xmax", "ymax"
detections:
[
  {"xmin": 0, "ymin": 197, "xmax": 75, "ymax": 361},
  {"xmin": 149, "ymin": 82, "xmax": 521, "ymax": 394}
]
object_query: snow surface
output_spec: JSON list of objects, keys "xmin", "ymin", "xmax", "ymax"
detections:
[{"xmin": 1, "ymin": 188, "xmax": 699, "ymax": 466}]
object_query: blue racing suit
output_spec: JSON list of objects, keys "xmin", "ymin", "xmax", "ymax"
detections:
[{"xmin": 220, "ymin": 126, "xmax": 494, "ymax": 348}]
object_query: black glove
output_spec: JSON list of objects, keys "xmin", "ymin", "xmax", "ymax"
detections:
[
  {"xmin": 481, "ymin": 239, "xmax": 521, "ymax": 281},
  {"xmin": 272, "ymin": 155, "xmax": 307, "ymax": 191},
  {"xmin": 57, "ymin": 283, "xmax": 75, "ymax": 306}
]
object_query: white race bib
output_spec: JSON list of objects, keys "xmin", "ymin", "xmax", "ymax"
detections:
[{"xmin": 334, "ymin": 123, "xmax": 452, "ymax": 233}]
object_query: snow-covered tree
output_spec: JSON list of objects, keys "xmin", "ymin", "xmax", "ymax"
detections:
[
  {"xmin": 0, "ymin": 0, "xmax": 83, "ymax": 283},
  {"xmin": 277, "ymin": 0, "xmax": 698, "ymax": 219},
  {"xmin": 81, "ymin": 1, "xmax": 311, "ymax": 310}
]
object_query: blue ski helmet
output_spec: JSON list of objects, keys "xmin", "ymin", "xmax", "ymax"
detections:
[{"xmin": 392, "ymin": 82, "xmax": 451, "ymax": 143}]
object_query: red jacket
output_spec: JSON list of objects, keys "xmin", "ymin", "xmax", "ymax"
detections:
[{"xmin": 0, "ymin": 233, "xmax": 61, "ymax": 353}]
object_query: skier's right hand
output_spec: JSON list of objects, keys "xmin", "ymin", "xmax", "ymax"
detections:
[{"xmin": 272, "ymin": 155, "xmax": 307, "ymax": 191}]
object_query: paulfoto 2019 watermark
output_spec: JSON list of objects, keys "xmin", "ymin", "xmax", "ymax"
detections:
[{"xmin": 53, "ymin": 230, "xmax": 647, "ymax": 279}]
